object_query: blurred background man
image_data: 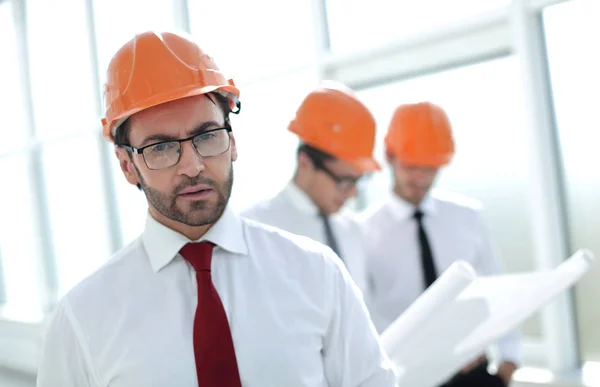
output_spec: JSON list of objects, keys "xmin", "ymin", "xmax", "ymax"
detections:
[
  {"xmin": 360, "ymin": 102, "xmax": 522, "ymax": 386},
  {"xmin": 243, "ymin": 82, "xmax": 380, "ymax": 294}
]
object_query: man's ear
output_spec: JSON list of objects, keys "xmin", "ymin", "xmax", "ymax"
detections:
[
  {"xmin": 385, "ymin": 149, "xmax": 395, "ymax": 165},
  {"xmin": 297, "ymin": 151, "xmax": 313, "ymax": 171},
  {"xmin": 115, "ymin": 147, "xmax": 141, "ymax": 187}
]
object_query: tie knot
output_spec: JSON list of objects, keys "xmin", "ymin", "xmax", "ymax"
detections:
[
  {"xmin": 180, "ymin": 242, "xmax": 214, "ymax": 272},
  {"xmin": 413, "ymin": 209, "xmax": 424, "ymax": 221}
]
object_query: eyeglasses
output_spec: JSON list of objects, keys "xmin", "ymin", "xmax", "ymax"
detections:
[
  {"xmin": 313, "ymin": 161, "xmax": 362, "ymax": 192},
  {"xmin": 122, "ymin": 127, "xmax": 232, "ymax": 170}
]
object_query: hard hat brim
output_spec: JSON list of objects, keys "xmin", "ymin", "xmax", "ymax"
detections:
[
  {"xmin": 102, "ymin": 83, "xmax": 240, "ymax": 142},
  {"xmin": 347, "ymin": 157, "xmax": 381, "ymax": 173}
]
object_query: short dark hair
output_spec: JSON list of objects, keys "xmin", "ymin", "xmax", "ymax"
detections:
[
  {"xmin": 114, "ymin": 117, "xmax": 132, "ymax": 148},
  {"xmin": 113, "ymin": 118, "xmax": 142, "ymax": 190},
  {"xmin": 113, "ymin": 92, "xmax": 232, "ymax": 148},
  {"xmin": 112, "ymin": 92, "xmax": 233, "ymax": 190},
  {"xmin": 297, "ymin": 143, "xmax": 335, "ymax": 165}
]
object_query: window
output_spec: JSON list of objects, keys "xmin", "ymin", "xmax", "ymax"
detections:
[
  {"xmin": 357, "ymin": 57, "xmax": 542, "ymax": 339},
  {"xmin": 93, "ymin": 0, "xmax": 177, "ymax": 91},
  {"xmin": 0, "ymin": 2, "xmax": 28, "ymax": 154},
  {"xmin": 326, "ymin": 0, "xmax": 510, "ymax": 53},
  {"xmin": 26, "ymin": 0, "xmax": 98, "ymax": 140},
  {"xmin": 42, "ymin": 135, "xmax": 112, "ymax": 297},
  {"xmin": 228, "ymin": 70, "xmax": 320, "ymax": 211},
  {"xmin": 0, "ymin": 154, "xmax": 43, "ymax": 322},
  {"xmin": 0, "ymin": 249, "xmax": 4, "ymax": 306},
  {"xmin": 188, "ymin": 0, "xmax": 317, "ymax": 84},
  {"xmin": 544, "ymin": 0, "xmax": 600, "ymax": 363}
]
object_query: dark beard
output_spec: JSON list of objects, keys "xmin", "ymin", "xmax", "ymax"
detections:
[{"xmin": 136, "ymin": 164, "xmax": 233, "ymax": 227}]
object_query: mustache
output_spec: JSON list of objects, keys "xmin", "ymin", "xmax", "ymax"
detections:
[{"xmin": 173, "ymin": 176, "xmax": 219, "ymax": 195}]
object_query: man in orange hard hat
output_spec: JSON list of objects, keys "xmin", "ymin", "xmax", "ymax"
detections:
[
  {"xmin": 359, "ymin": 102, "xmax": 521, "ymax": 386},
  {"xmin": 243, "ymin": 82, "xmax": 380, "ymax": 294},
  {"xmin": 36, "ymin": 31, "xmax": 395, "ymax": 387}
]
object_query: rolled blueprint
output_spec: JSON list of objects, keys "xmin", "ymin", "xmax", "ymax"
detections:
[{"xmin": 381, "ymin": 249, "xmax": 595, "ymax": 387}]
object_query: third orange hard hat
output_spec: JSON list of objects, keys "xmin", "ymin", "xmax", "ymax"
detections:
[
  {"xmin": 101, "ymin": 31, "xmax": 240, "ymax": 142},
  {"xmin": 385, "ymin": 102, "xmax": 455, "ymax": 167},
  {"xmin": 288, "ymin": 82, "xmax": 380, "ymax": 173}
]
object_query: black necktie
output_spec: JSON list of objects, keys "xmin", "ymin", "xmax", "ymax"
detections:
[
  {"xmin": 414, "ymin": 209, "xmax": 438, "ymax": 289},
  {"xmin": 319, "ymin": 212, "xmax": 342, "ymax": 259}
]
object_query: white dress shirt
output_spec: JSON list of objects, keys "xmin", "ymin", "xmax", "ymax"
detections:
[
  {"xmin": 358, "ymin": 190, "xmax": 522, "ymax": 365},
  {"xmin": 36, "ymin": 205, "xmax": 396, "ymax": 387},
  {"xmin": 242, "ymin": 182, "xmax": 370, "ymax": 294}
]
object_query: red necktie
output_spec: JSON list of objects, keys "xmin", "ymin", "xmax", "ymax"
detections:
[{"xmin": 179, "ymin": 242, "xmax": 242, "ymax": 386}]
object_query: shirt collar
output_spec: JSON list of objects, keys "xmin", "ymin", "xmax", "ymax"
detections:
[
  {"xmin": 389, "ymin": 191, "xmax": 437, "ymax": 221},
  {"xmin": 142, "ymin": 204, "xmax": 249, "ymax": 273},
  {"xmin": 281, "ymin": 181, "xmax": 320, "ymax": 216}
]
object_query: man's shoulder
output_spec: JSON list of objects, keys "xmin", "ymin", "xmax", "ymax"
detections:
[
  {"xmin": 240, "ymin": 192, "xmax": 287, "ymax": 221},
  {"xmin": 59, "ymin": 237, "xmax": 147, "ymax": 311},
  {"xmin": 241, "ymin": 217, "xmax": 347, "ymax": 277},
  {"xmin": 356, "ymin": 199, "xmax": 392, "ymax": 226},
  {"xmin": 242, "ymin": 217, "xmax": 333, "ymax": 257},
  {"xmin": 431, "ymin": 190, "xmax": 484, "ymax": 214},
  {"xmin": 241, "ymin": 217, "xmax": 353, "ymax": 291},
  {"xmin": 334, "ymin": 206, "xmax": 360, "ymax": 222},
  {"xmin": 330, "ymin": 207, "xmax": 368, "ymax": 237}
]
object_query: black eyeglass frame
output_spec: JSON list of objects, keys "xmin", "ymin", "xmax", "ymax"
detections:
[
  {"xmin": 121, "ymin": 126, "xmax": 233, "ymax": 170},
  {"xmin": 302, "ymin": 148, "xmax": 364, "ymax": 191}
]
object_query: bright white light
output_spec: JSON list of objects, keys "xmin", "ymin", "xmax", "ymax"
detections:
[
  {"xmin": 512, "ymin": 366, "xmax": 555, "ymax": 384},
  {"xmin": 582, "ymin": 361, "xmax": 600, "ymax": 387}
]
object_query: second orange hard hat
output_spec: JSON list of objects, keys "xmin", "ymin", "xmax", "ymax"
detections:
[
  {"xmin": 101, "ymin": 31, "xmax": 240, "ymax": 142},
  {"xmin": 385, "ymin": 102, "xmax": 455, "ymax": 167},
  {"xmin": 288, "ymin": 82, "xmax": 381, "ymax": 173}
]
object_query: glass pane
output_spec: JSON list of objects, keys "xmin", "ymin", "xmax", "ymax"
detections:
[
  {"xmin": 326, "ymin": 0, "xmax": 510, "ymax": 54},
  {"xmin": 189, "ymin": 0, "xmax": 317, "ymax": 83},
  {"xmin": 544, "ymin": 0, "xmax": 600, "ymax": 363},
  {"xmin": 0, "ymin": 154, "xmax": 43, "ymax": 322},
  {"xmin": 229, "ymin": 70, "xmax": 319, "ymax": 211},
  {"xmin": 0, "ymin": 2, "xmax": 29, "ymax": 153},
  {"xmin": 26, "ymin": 0, "xmax": 97, "ymax": 139},
  {"xmin": 93, "ymin": 0, "xmax": 176, "ymax": 91},
  {"xmin": 108, "ymin": 143, "xmax": 148, "ymax": 246},
  {"xmin": 357, "ymin": 57, "xmax": 543, "ymax": 339},
  {"xmin": 0, "ymin": 248, "xmax": 4, "ymax": 306},
  {"xmin": 42, "ymin": 135, "xmax": 112, "ymax": 297}
]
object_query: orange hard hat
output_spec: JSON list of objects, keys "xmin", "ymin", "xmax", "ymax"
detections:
[
  {"xmin": 101, "ymin": 31, "xmax": 240, "ymax": 142},
  {"xmin": 288, "ymin": 82, "xmax": 380, "ymax": 173},
  {"xmin": 385, "ymin": 102, "xmax": 454, "ymax": 167}
]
